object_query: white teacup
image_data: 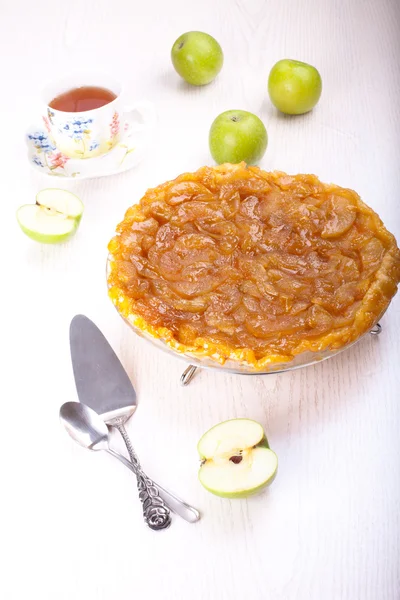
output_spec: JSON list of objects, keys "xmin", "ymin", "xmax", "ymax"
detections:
[{"xmin": 42, "ymin": 74, "xmax": 154, "ymax": 159}]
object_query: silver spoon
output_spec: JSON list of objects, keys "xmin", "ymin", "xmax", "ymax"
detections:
[{"xmin": 60, "ymin": 401, "xmax": 200, "ymax": 525}]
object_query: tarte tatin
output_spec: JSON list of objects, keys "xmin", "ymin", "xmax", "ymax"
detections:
[{"xmin": 107, "ymin": 163, "xmax": 400, "ymax": 368}]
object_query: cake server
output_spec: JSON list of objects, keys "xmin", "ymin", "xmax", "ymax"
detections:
[{"xmin": 69, "ymin": 314, "xmax": 200, "ymax": 529}]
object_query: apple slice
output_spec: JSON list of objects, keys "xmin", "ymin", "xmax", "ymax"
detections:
[
  {"xmin": 17, "ymin": 189, "xmax": 83, "ymax": 244},
  {"xmin": 198, "ymin": 419, "xmax": 278, "ymax": 498}
]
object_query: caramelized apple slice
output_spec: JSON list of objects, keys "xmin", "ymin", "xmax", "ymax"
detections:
[{"xmin": 321, "ymin": 195, "xmax": 356, "ymax": 239}]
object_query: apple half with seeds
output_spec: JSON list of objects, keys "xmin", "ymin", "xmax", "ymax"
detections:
[
  {"xmin": 17, "ymin": 189, "xmax": 83, "ymax": 244},
  {"xmin": 198, "ymin": 419, "xmax": 278, "ymax": 498}
]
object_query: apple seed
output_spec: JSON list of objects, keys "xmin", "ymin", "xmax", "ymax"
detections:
[{"xmin": 229, "ymin": 455, "xmax": 243, "ymax": 464}]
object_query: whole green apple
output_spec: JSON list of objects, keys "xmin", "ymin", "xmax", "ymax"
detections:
[
  {"xmin": 171, "ymin": 31, "xmax": 223, "ymax": 86},
  {"xmin": 268, "ymin": 59, "xmax": 322, "ymax": 115},
  {"xmin": 209, "ymin": 110, "xmax": 268, "ymax": 165}
]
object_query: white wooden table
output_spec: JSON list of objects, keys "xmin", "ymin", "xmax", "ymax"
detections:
[{"xmin": 2, "ymin": 1, "xmax": 400, "ymax": 598}]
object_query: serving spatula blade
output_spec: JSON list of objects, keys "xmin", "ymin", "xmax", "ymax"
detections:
[{"xmin": 69, "ymin": 314, "xmax": 136, "ymax": 423}]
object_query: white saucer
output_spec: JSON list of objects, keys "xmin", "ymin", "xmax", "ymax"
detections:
[{"xmin": 25, "ymin": 120, "xmax": 151, "ymax": 180}]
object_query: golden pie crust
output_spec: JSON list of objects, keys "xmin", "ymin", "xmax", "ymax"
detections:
[{"xmin": 107, "ymin": 163, "xmax": 400, "ymax": 368}]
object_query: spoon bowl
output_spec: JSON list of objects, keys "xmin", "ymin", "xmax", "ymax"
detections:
[{"xmin": 60, "ymin": 401, "xmax": 109, "ymax": 452}]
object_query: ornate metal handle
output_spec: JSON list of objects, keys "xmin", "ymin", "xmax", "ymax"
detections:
[
  {"xmin": 115, "ymin": 423, "xmax": 171, "ymax": 531},
  {"xmin": 107, "ymin": 448, "xmax": 200, "ymax": 523}
]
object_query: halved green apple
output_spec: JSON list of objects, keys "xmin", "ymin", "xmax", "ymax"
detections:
[
  {"xmin": 17, "ymin": 189, "xmax": 83, "ymax": 244},
  {"xmin": 198, "ymin": 419, "xmax": 278, "ymax": 498}
]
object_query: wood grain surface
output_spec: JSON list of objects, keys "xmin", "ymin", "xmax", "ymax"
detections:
[{"xmin": 2, "ymin": 0, "xmax": 399, "ymax": 598}]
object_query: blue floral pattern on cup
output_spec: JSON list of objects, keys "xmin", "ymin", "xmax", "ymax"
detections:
[
  {"xmin": 61, "ymin": 117, "xmax": 93, "ymax": 140},
  {"xmin": 55, "ymin": 116, "xmax": 103, "ymax": 156}
]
